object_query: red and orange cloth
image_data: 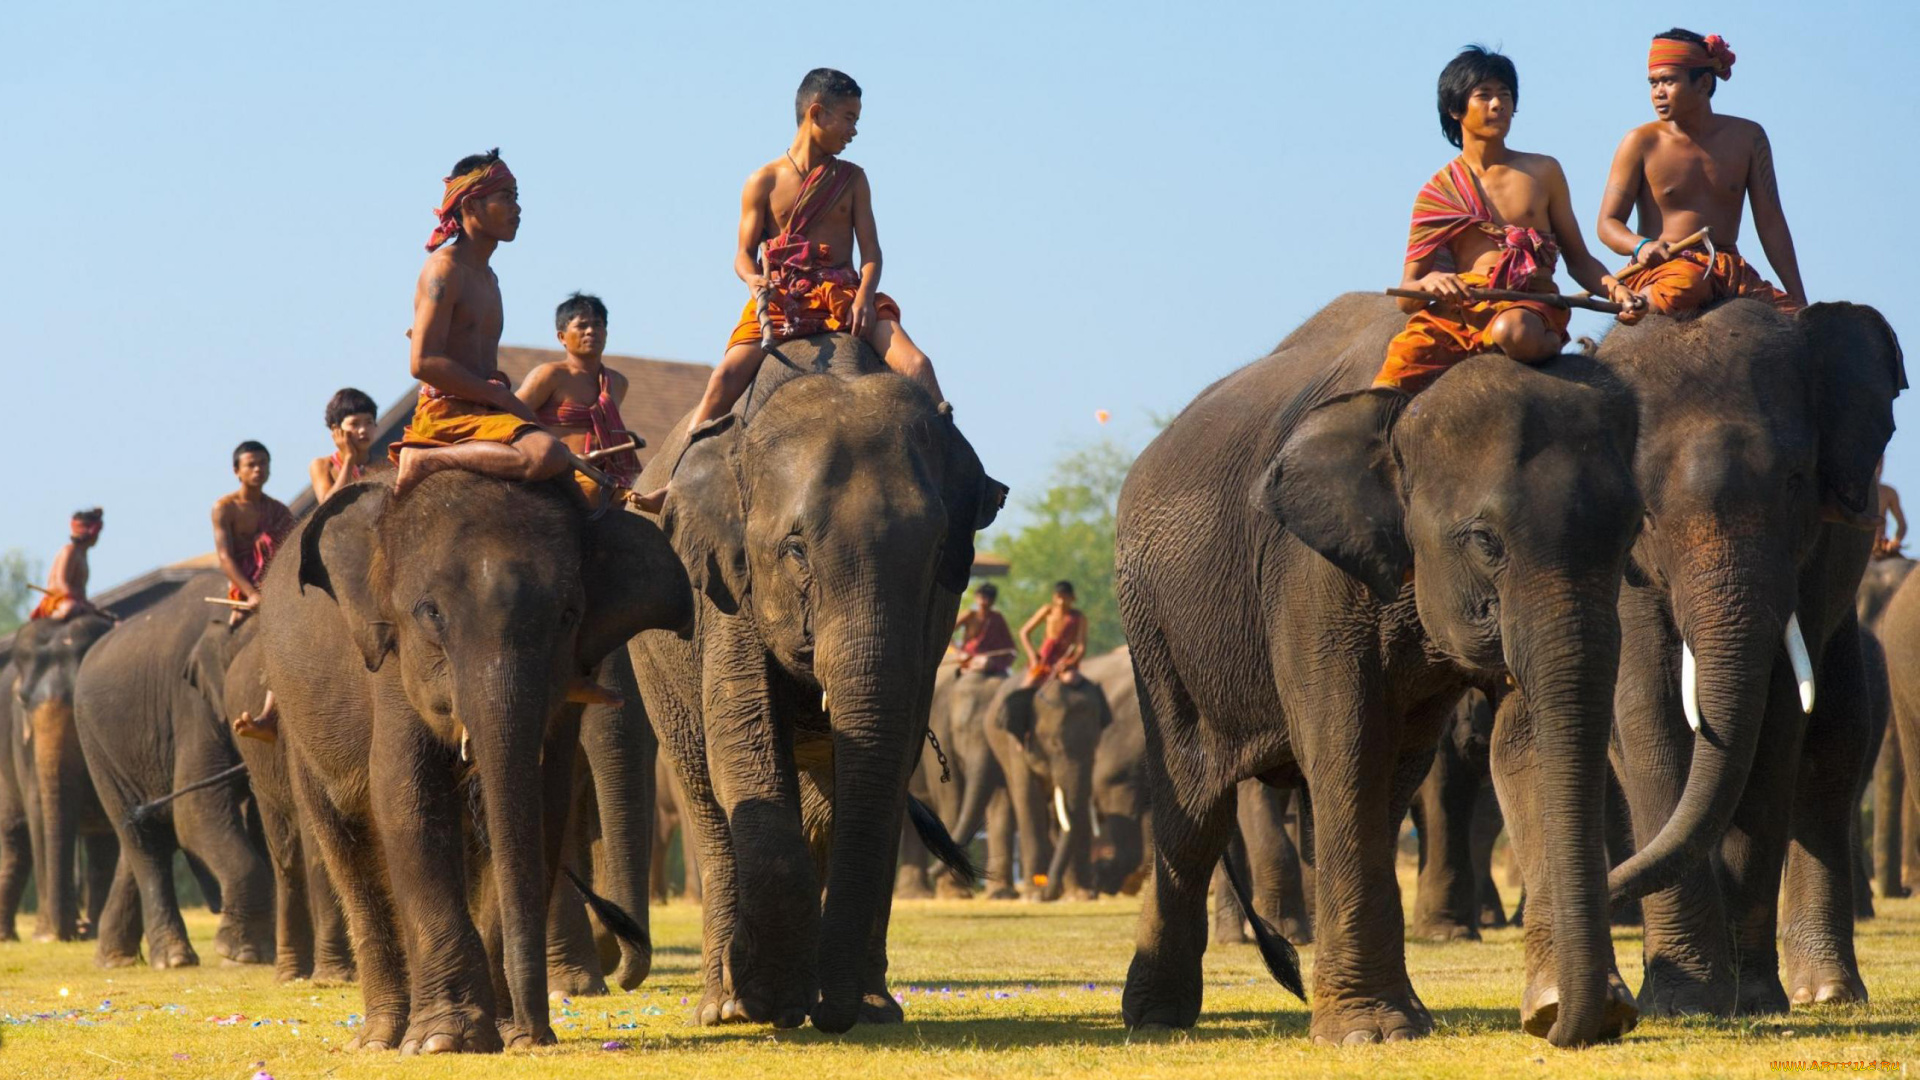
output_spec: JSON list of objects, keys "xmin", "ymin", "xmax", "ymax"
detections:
[
  {"xmin": 1376, "ymin": 159, "xmax": 1571, "ymax": 394},
  {"xmin": 1648, "ymin": 34, "xmax": 1735, "ymax": 80},
  {"xmin": 28, "ymin": 590, "xmax": 68, "ymax": 621},
  {"xmin": 532, "ymin": 370, "xmax": 642, "ymax": 491},
  {"xmin": 1619, "ymin": 247, "xmax": 1798, "ymax": 317},
  {"xmin": 1028, "ymin": 611, "xmax": 1086, "ymax": 683},
  {"xmin": 388, "ymin": 375, "xmax": 536, "ymax": 463},
  {"xmin": 227, "ymin": 502, "xmax": 296, "ymax": 603},
  {"xmin": 959, "ymin": 610, "xmax": 1017, "ymax": 677},
  {"xmin": 726, "ymin": 158, "xmax": 900, "ymax": 350},
  {"xmin": 426, "ymin": 158, "xmax": 515, "ymax": 252}
]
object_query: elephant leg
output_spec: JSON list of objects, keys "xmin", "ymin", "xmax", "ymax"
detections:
[
  {"xmin": 1871, "ymin": 723, "xmax": 1907, "ymax": 898},
  {"xmin": 1781, "ymin": 629, "xmax": 1872, "ymax": 1007},
  {"xmin": 1492, "ymin": 692, "xmax": 1636, "ymax": 1040},
  {"xmin": 80, "ymin": 831, "xmax": 116, "ymax": 939},
  {"xmin": 116, "ymin": 818, "xmax": 196, "ymax": 969},
  {"xmin": 0, "ymin": 761, "xmax": 25, "ymax": 942},
  {"xmin": 1470, "ymin": 782, "xmax": 1508, "ymax": 929},
  {"xmin": 1607, "ymin": 588, "xmax": 1734, "ymax": 1018},
  {"xmin": 1288, "ymin": 790, "xmax": 1315, "ymax": 933},
  {"xmin": 1601, "ymin": 772, "xmax": 1640, "ymax": 927},
  {"xmin": 1120, "ymin": 633, "xmax": 1236, "ymax": 1031},
  {"xmin": 546, "ymin": 777, "xmax": 608, "ymax": 998},
  {"xmin": 895, "ymin": 814, "xmax": 935, "ymax": 898},
  {"xmin": 1096, "ymin": 813, "xmax": 1145, "ymax": 898},
  {"xmin": 1243, "ymin": 781, "xmax": 1309, "ymax": 945},
  {"xmin": 266, "ymin": 811, "xmax": 316, "ymax": 982},
  {"xmin": 1210, "ymin": 838, "xmax": 1249, "ymax": 945},
  {"xmin": 1002, "ymin": 753, "xmax": 1053, "ymax": 900},
  {"xmin": 1410, "ymin": 745, "xmax": 1480, "ymax": 942},
  {"xmin": 172, "ymin": 782, "xmax": 275, "ymax": 966},
  {"xmin": 1714, "ymin": 660, "xmax": 1809, "ymax": 1016},
  {"xmin": 984, "ymin": 787, "xmax": 1017, "ymax": 899},
  {"xmin": 301, "ymin": 814, "xmax": 355, "ymax": 984},
  {"xmin": 581, "ymin": 653, "xmax": 654, "ymax": 990},
  {"xmin": 292, "ymin": 751, "xmax": 405, "ymax": 1048},
  {"xmin": 94, "ymin": 852, "xmax": 142, "ymax": 966}
]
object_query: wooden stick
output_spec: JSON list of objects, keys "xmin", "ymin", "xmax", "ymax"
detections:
[
  {"xmin": 1385, "ymin": 287, "xmax": 1625, "ymax": 315},
  {"xmin": 584, "ymin": 439, "xmax": 639, "ymax": 462},
  {"xmin": 28, "ymin": 583, "xmax": 52, "ymax": 595},
  {"xmin": 204, "ymin": 596, "xmax": 254, "ymax": 609},
  {"xmin": 565, "ymin": 451, "xmax": 616, "ymax": 491},
  {"xmin": 1616, "ymin": 226, "xmax": 1712, "ymax": 279}
]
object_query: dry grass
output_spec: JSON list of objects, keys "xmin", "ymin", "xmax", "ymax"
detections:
[{"xmin": 3, "ymin": 869, "xmax": 1918, "ymax": 1080}]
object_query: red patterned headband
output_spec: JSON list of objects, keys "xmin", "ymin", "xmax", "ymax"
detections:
[
  {"xmin": 426, "ymin": 159, "xmax": 515, "ymax": 252},
  {"xmin": 1649, "ymin": 34, "xmax": 1735, "ymax": 80}
]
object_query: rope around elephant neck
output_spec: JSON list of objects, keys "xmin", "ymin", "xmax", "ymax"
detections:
[{"xmin": 926, "ymin": 728, "xmax": 952, "ymax": 784}]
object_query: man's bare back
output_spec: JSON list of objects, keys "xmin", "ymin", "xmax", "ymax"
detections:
[{"xmin": 1612, "ymin": 114, "xmax": 1767, "ymax": 250}]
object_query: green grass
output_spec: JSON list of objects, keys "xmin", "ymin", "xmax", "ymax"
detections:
[{"xmin": 3, "ymin": 869, "xmax": 1918, "ymax": 1079}]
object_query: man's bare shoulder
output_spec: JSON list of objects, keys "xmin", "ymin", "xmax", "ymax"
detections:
[
  {"xmin": 1619, "ymin": 122, "xmax": 1665, "ymax": 149},
  {"xmin": 744, "ymin": 160, "xmax": 782, "ymax": 193},
  {"xmin": 606, "ymin": 368, "xmax": 629, "ymax": 395},
  {"xmin": 1506, "ymin": 150, "xmax": 1566, "ymax": 182},
  {"xmin": 263, "ymin": 494, "xmax": 292, "ymax": 515},
  {"xmin": 211, "ymin": 492, "xmax": 241, "ymax": 520},
  {"xmin": 418, "ymin": 249, "xmax": 466, "ymax": 295}
]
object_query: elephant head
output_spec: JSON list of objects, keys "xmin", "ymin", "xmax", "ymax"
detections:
[
  {"xmin": 1260, "ymin": 351, "xmax": 1642, "ymax": 1046},
  {"xmin": 1596, "ymin": 299, "xmax": 1904, "ymax": 903},
  {"xmin": 1000, "ymin": 674, "xmax": 1111, "ymax": 898},
  {"xmin": 8, "ymin": 613, "xmax": 114, "ymax": 940},
  {"xmin": 296, "ymin": 472, "xmax": 691, "ymax": 1040},
  {"xmin": 662, "ymin": 368, "xmax": 1002, "ymax": 1029}
]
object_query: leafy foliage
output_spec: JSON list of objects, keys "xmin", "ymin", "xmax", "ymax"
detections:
[
  {"xmin": 978, "ymin": 439, "xmax": 1135, "ymax": 656},
  {"xmin": 0, "ymin": 548, "xmax": 40, "ymax": 635}
]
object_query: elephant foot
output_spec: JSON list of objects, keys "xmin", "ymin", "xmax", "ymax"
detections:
[
  {"xmin": 986, "ymin": 885, "xmax": 1019, "ymax": 901},
  {"xmin": 1309, "ymin": 987, "xmax": 1433, "ymax": 1045},
  {"xmin": 546, "ymin": 965, "xmax": 608, "ymax": 998},
  {"xmin": 1479, "ymin": 903, "xmax": 1509, "ymax": 930},
  {"xmin": 1519, "ymin": 973, "xmax": 1637, "ymax": 1043},
  {"xmin": 498, "ymin": 1020, "xmax": 557, "ymax": 1049},
  {"xmin": 1210, "ymin": 915, "xmax": 1248, "ymax": 946},
  {"xmin": 1065, "ymin": 887, "xmax": 1099, "ymax": 902},
  {"xmin": 610, "ymin": 949, "xmax": 651, "ymax": 992},
  {"xmin": 1121, "ymin": 953, "xmax": 1202, "ymax": 1030},
  {"xmin": 1410, "ymin": 918, "xmax": 1480, "ymax": 943},
  {"xmin": 95, "ymin": 949, "xmax": 141, "ymax": 969},
  {"xmin": 859, "ymin": 989, "xmax": 905, "ymax": 1025},
  {"xmin": 1635, "ymin": 960, "xmax": 1735, "ymax": 1018},
  {"xmin": 934, "ymin": 877, "xmax": 974, "ymax": 900},
  {"xmin": 220, "ymin": 944, "xmax": 271, "ymax": 966},
  {"xmin": 1787, "ymin": 961, "xmax": 1867, "ymax": 1007},
  {"xmin": 1279, "ymin": 918, "xmax": 1313, "ymax": 947},
  {"xmin": 311, "ymin": 962, "xmax": 357, "ymax": 986},
  {"xmin": 346, "ymin": 1011, "xmax": 408, "ymax": 1052},
  {"xmin": 31, "ymin": 929, "xmax": 57, "ymax": 944},
  {"xmin": 274, "ymin": 957, "xmax": 314, "ymax": 983},
  {"xmin": 1735, "ymin": 970, "xmax": 1790, "ymax": 1016},
  {"xmin": 150, "ymin": 942, "xmax": 198, "ymax": 969},
  {"xmin": 893, "ymin": 868, "xmax": 935, "ymax": 899},
  {"xmin": 399, "ymin": 1005, "xmax": 503, "ymax": 1055},
  {"xmin": 720, "ymin": 995, "xmax": 808, "ymax": 1029}
]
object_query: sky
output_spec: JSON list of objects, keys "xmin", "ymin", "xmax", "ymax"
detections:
[{"xmin": 5, "ymin": 2, "xmax": 1919, "ymax": 590}]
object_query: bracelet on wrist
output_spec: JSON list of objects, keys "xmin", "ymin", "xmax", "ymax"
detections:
[{"xmin": 1632, "ymin": 238, "xmax": 1653, "ymax": 260}]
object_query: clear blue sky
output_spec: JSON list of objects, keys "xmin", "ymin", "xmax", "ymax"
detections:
[{"xmin": 5, "ymin": 2, "xmax": 1917, "ymax": 589}]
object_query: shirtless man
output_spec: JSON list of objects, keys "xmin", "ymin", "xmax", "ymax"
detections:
[
  {"xmin": 1020, "ymin": 581, "xmax": 1088, "ymax": 688},
  {"xmin": 953, "ymin": 582, "xmax": 1016, "ymax": 676},
  {"xmin": 214, "ymin": 441, "xmax": 295, "ymax": 623},
  {"xmin": 1599, "ymin": 30, "xmax": 1805, "ymax": 316},
  {"xmin": 1376, "ymin": 47, "xmax": 1639, "ymax": 395},
  {"xmin": 389, "ymin": 149, "xmax": 572, "ymax": 497},
  {"xmin": 688, "ymin": 67, "xmax": 943, "ymax": 432},
  {"xmin": 1878, "ymin": 478, "xmax": 1907, "ymax": 560},
  {"xmin": 308, "ymin": 387, "xmax": 379, "ymax": 503},
  {"xmin": 516, "ymin": 292, "xmax": 650, "ymax": 509},
  {"xmin": 28, "ymin": 508, "xmax": 103, "ymax": 621}
]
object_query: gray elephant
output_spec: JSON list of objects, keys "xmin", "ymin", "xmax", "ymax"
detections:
[
  {"xmin": 1859, "ymin": 556, "xmax": 1915, "ymax": 901},
  {"xmin": 9, "ymin": 614, "xmax": 119, "ymax": 943},
  {"xmin": 264, "ymin": 472, "xmax": 690, "ymax": 1054},
  {"xmin": 1212, "ymin": 780, "xmax": 1314, "ymax": 947},
  {"xmin": 631, "ymin": 333, "xmax": 1002, "ymax": 1033},
  {"xmin": 899, "ymin": 658, "xmax": 1014, "ymax": 899},
  {"xmin": 0, "ymin": 660, "xmax": 29, "ymax": 939},
  {"xmin": 1088, "ymin": 647, "xmax": 1151, "ymax": 896},
  {"xmin": 1116, "ymin": 294, "xmax": 1646, "ymax": 1047},
  {"xmin": 977, "ymin": 661, "xmax": 1112, "ymax": 901},
  {"xmin": 1407, "ymin": 691, "xmax": 1506, "ymax": 940},
  {"xmin": 1501, "ymin": 299, "xmax": 1903, "ymax": 1023},
  {"xmin": 72, "ymin": 572, "xmax": 275, "ymax": 969},
  {"xmin": 649, "ymin": 751, "xmax": 701, "ymax": 903},
  {"xmin": 1873, "ymin": 563, "xmax": 1920, "ymax": 918}
]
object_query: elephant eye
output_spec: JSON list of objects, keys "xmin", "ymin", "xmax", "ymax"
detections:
[
  {"xmin": 1461, "ymin": 523, "xmax": 1505, "ymax": 566},
  {"xmin": 778, "ymin": 536, "xmax": 809, "ymax": 568},
  {"xmin": 412, "ymin": 598, "xmax": 446, "ymax": 637}
]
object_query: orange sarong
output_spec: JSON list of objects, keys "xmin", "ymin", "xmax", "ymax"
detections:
[
  {"xmin": 1620, "ymin": 248, "xmax": 1799, "ymax": 317},
  {"xmin": 725, "ymin": 291, "xmax": 902, "ymax": 351},
  {"xmin": 1374, "ymin": 272, "xmax": 1572, "ymax": 394},
  {"xmin": 387, "ymin": 388, "xmax": 537, "ymax": 463},
  {"xmin": 28, "ymin": 590, "xmax": 68, "ymax": 620}
]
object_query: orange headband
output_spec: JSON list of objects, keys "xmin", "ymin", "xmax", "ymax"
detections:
[
  {"xmin": 426, "ymin": 159, "xmax": 516, "ymax": 252},
  {"xmin": 1648, "ymin": 34, "xmax": 1735, "ymax": 80}
]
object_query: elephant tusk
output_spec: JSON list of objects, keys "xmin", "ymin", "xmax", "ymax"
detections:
[
  {"xmin": 1054, "ymin": 786, "xmax": 1072, "ymax": 832},
  {"xmin": 1681, "ymin": 640, "xmax": 1702, "ymax": 734},
  {"xmin": 1785, "ymin": 613, "xmax": 1816, "ymax": 714}
]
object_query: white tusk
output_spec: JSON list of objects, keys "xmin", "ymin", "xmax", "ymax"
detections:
[
  {"xmin": 1054, "ymin": 786, "xmax": 1072, "ymax": 832},
  {"xmin": 1785, "ymin": 613, "xmax": 1816, "ymax": 714},
  {"xmin": 1681, "ymin": 640, "xmax": 1702, "ymax": 734}
]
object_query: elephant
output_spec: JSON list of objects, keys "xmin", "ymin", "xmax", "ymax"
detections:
[
  {"xmin": 898, "ymin": 657, "xmax": 1014, "ymax": 900},
  {"xmin": 650, "ymin": 751, "xmax": 701, "ymax": 903},
  {"xmin": 1875, "ymin": 565, "xmax": 1920, "ymax": 916},
  {"xmin": 8, "ymin": 613, "xmax": 119, "ymax": 943},
  {"xmin": 631, "ymin": 332, "xmax": 1002, "ymax": 1033},
  {"xmin": 1088, "ymin": 647, "xmax": 1151, "ymax": 896},
  {"xmin": 0, "ymin": 661, "xmax": 29, "ymax": 939},
  {"xmin": 1858, "ymin": 556, "xmax": 1915, "ymax": 901},
  {"xmin": 263, "ymin": 471, "xmax": 691, "ymax": 1054},
  {"xmin": 1114, "ymin": 293, "xmax": 1646, "ymax": 1047},
  {"xmin": 1407, "ymin": 690, "xmax": 1507, "ymax": 941},
  {"xmin": 1212, "ymin": 780, "xmax": 1314, "ymax": 947},
  {"xmin": 184, "ymin": 622, "xmax": 354, "ymax": 983},
  {"xmin": 72, "ymin": 571, "xmax": 276, "ymax": 969},
  {"xmin": 1501, "ymin": 299, "xmax": 1904, "ymax": 1023}
]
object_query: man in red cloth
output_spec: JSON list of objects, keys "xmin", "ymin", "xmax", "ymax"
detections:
[
  {"xmin": 28, "ymin": 509, "xmax": 103, "ymax": 621},
  {"xmin": 1020, "ymin": 581, "xmax": 1088, "ymax": 688},
  {"xmin": 686, "ymin": 68, "xmax": 944, "ymax": 433},
  {"xmin": 516, "ymin": 292, "xmax": 649, "ymax": 508},
  {"xmin": 1598, "ymin": 30, "xmax": 1805, "ymax": 315},
  {"xmin": 390, "ymin": 150, "xmax": 574, "ymax": 498},
  {"xmin": 1376, "ymin": 47, "xmax": 1639, "ymax": 395},
  {"xmin": 213, "ymin": 442, "xmax": 295, "ymax": 623},
  {"xmin": 953, "ymin": 583, "xmax": 1017, "ymax": 676}
]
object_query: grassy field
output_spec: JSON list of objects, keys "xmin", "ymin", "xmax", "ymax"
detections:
[{"xmin": 3, "ymin": 870, "xmax": 1918, "ymax": 1080}]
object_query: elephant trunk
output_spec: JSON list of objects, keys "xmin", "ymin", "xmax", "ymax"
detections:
[
  {"xmin": 810, "ymin": 614, "xmax": 928, "ymax": 1033},
  {"xmin": 1505, "ymin": 584, "xmax": 1621, "ymax": 1048},
  {"xmin": 946, "ymin": 736, "xmax": 1002, "ymax": 850},
  {"xmin": 32, "ymin": 702, "xmax": 79, "ymax": 940},
  {"xmin": 1606, "ymin": 551, "xmax": 1793, "ymax": 904},
  {"xmin": 465, "ymin": 673, "xmax": 556, "ymax": 1043},
  {"xmin": 1041, "ymin": 761, "xmax": 1094, "ymax": 899}
]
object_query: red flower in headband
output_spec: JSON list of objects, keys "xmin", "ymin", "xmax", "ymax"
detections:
[{"xmin": 426, "ymin": 158, "xmax": 516, "ymax": 252}]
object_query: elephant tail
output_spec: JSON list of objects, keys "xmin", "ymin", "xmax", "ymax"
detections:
[
  {"xmin": 909, "ymin": 794, "xmax": 979, "ymax": 885},
  {"xmin": 1220, "ymin": 843, "xmax": 1305, "ymax": 1002},
  {"xmin": 124, "ymin": 762, "xmax": 250, "ymax": 830},
  {"xmin": 563, "ymin": 866, "xmax": 651, "ymax": 955}
]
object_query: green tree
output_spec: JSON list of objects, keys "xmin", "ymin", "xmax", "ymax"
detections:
[
  {"xmin": 0, "ymin": 548, "xmax": 40, "ymax": 636},
  {"xmin": 978, "ymin": 438, "xmax": 1135, "ymax": 657}
]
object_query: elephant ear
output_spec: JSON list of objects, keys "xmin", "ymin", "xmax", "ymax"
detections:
[
  {"xmin": 1001, "ymin": 684, "xmax": 1038, "ymax": 744},
  {"xmin": 661, "ymin": 416, "xmax": 749, "ymax": 616},
  {"xmin": 578, "ymin": 508, "xmax": 696, "ymax": 667},
  {"xmin": 1803, "ymin": 302, "xmax": 1906, "ymax": 525},
  {"xmin": 181, "ymin": 622, "xmax": 233, "ymax": 714},
  {"xmin": 296, "ymin": 481, "xmax": 396, "ymax": 671},
  {"xmin": 1255, "ymin": 388, "xmax": 1410, "ymax": 604},
  {"xmin": 937, "ymin": 410, "xmax": 1006, "ymax": 595}
]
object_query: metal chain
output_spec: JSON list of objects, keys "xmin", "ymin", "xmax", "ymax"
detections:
[{"xmin": 925, "ymin": 728, "xmax": 952, "ymax": 784}]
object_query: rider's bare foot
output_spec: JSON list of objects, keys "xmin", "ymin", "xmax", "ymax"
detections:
[
  {"xmin": 629, "ymin": 487, "xmax": 667, "ymax": 514},
  {"xmin": 393, "ymin": 447, "xmax": 435, "ymax": 498},
  {"xmin": 564, "ymin": 678, "xmax": 623, "ymax": 707}
]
